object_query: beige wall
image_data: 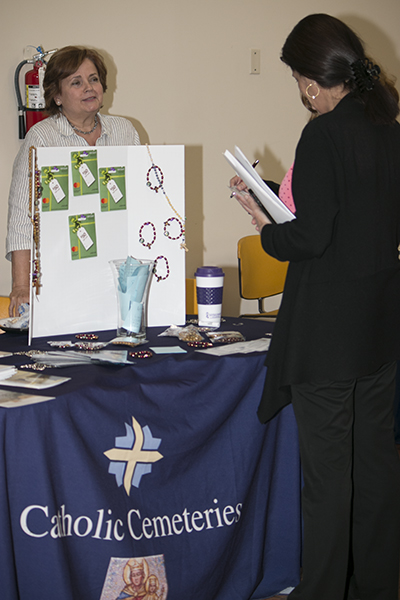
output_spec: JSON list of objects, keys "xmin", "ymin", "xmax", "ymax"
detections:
[{"xmin": 1, "ymin": 0, "xmax": 400, "ymax": 316}]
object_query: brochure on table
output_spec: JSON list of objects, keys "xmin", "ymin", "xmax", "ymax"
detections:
[{"xmin": 31, "ymin": 145, "xmax": 185, "ymax": 339}]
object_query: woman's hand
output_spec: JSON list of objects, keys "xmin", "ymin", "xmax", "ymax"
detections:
[
  {"xmin": 229, "ymin": 175, "xmax": 248, "ymax": 194},
  {"xmin": 229, "ymin": 177, "xmax": 271, "ymax": 232},
  {"xmin": 9, "ymin": 249, "xmax": 31, "ymax": 316},
  {"xmin": 9, "ymin": 285, "xmax": 30, "ymax": 317}
]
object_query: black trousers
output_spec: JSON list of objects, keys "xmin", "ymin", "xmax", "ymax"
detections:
[{"xmin": 288, "ymin": 362, "xmax": 400, "ymax": 600}]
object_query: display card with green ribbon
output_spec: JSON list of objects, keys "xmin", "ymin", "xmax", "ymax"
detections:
[
  {"xmin": 99, "ymin": 167, "xmax": 126, "ymax": 211},
  {"xmin": 41, "ymin": 166, "xmax": 69, "ymax": 211},
  {"xmin": 68, "ymin": 213, "xmax": 97, "ymax": 260},
  {"xmin": 71, "ymin": 150, "xmax": 99, "ymax": 196}
]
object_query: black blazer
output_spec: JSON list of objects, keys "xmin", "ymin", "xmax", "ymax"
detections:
[{"xmin": 258, "ymin": 94, "xmax": 400, "ymax": 423}]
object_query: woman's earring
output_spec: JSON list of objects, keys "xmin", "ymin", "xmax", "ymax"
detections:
[{"xmin": 306, "ymin": 82, "xmax": 320, "ymax": 100}]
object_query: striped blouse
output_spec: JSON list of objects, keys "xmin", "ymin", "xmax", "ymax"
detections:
[{"xmin": 6, "ymin": 113, "xmax": 140, "ymax": 260}]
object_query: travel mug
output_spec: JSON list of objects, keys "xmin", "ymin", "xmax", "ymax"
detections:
[{"xmin": 195, "ymin": 266, "xmax": 225, "ymax": 327}]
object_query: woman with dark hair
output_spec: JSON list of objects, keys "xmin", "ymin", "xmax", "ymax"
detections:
[
  {"xmin": 6, "ymin": 46, "xmax": 140, "ymax": 316},
  {"xmin": 231, "ymin": 13, "xmax": 400, "ymax": 600}
]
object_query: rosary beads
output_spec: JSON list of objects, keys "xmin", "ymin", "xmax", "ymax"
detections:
[
  {"xmin": 153, "ymin": 255, "xmax": 170, "ymax": 282},
  {"xmin": 28, "ymin": 146, "xmax": 42, "ymax": 295},
  {"xmin": 145, "ymin": 145, "xmax": 188, "ymax": 251},
  {"xmin": 146, "ymin": 164, "xmax": 164, "ymax": 192},
  {"xmin": 139, "ymin": 222, "xmax": 157, "ymax": 249},
  {"xmin": 163, "ymin": 217, "xmax": 184, "ymax": 241}
]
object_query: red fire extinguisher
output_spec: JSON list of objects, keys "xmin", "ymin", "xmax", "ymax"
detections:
[{"xmin": 15, "ymin": 46, "xmax": 57, "ymax": 139}]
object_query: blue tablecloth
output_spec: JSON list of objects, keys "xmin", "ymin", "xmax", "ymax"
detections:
[{"xmin": 0, "ymin": 318, "xmax": 301, "ymax": 600}]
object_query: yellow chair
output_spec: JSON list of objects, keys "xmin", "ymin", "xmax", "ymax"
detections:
[
  {"xmin": 237, "ymin": 235, "xmax": 288, "ymax": 319},
  {"xmin": 185, "ymin": 278, "xmax": 198, "ymax": 315},
  {"xmin": 0, "ymin": 297, "xmax": 10, "ymax": 319}
]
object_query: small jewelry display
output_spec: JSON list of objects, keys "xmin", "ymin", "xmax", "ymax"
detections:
[
  {"xmin": 153, "ymin": 255, "xmax": 170, "ymax": 282},
  {"xmin": 139, "ymin": 222, "xmax": 157, "ymax": 249},
  {"xmin": 164, "ymin": 217, "xmax": 184, "ymax": 241},
  {"xmin": 28, "ymin": 146, "xmax": 42, "ymax": 295},
  {"xmin": 146, "ymin": 145, "xmax": 188, "ymax": 251},
  {"xmin": 75, "ymin": 333, "xmax": 99, "ymax": 340}
]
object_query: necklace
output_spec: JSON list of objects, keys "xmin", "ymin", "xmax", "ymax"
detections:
[
  {"xmin": 28, "ymin": 146, "xmax": 42, "ymax": 295},
  {"xmin": 145, "ymin": 145, "xmax": 188, "ymax": 251},
  {"xmin": 66, "ymin": 113, "xmax": 99, "ymax": 135}
]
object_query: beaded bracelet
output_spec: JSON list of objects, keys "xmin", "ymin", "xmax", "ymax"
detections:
[
  {"xmin": 146, "ymin": 165, "xmax": 164, "ymax": 192},
  {"xmin": 186, "ymin": 341, "xmax": 213, "ymax": 348},
  {"xmin": 139, "ymin": 221, "xmax": 156, "ymax": 249},
  {"xmin": 164, "ymin": 216, "xmax": 184, "ymax": 241},
  {"xmin": 129, "ymin": 350, "xmax": 153, "ymax": 359},
  {"xmin": 153, "ymin": 255, "xmax": 170, "ymax": 282}
]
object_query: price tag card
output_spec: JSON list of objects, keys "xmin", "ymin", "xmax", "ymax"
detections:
[
  {"xmin": 99, "ymin": 166, "xmax": 126, "ymax": 211},
  {"xmin": 41, "ymin": 166, "xmax": 69, "ymax": 211},
  {"xmin": 68, "ymin": 213, "xmax": 97, "ymax": 260},
  {"xmin": 71, "ymin": 150, "xmax": 99, "ymax": 196}
]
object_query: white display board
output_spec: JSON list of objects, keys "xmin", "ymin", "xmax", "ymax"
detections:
[{"xmin": 30, "ymin": 145, "xmax": 186, "ymax": 339}]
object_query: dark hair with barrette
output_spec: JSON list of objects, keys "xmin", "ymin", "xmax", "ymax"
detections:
[{"xmin": 281, "ymin": 14, "xmax": 399, "ymax": 124}]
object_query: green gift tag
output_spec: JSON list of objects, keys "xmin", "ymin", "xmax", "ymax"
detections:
[
  {"xmin": 71, "ymin": 150, "xmax": 99, "ymax": 196},
  {"xmin": 68, "ymin": 213, "xmax": 97, "ymax": 260},
  {"xmin": 41, "ymin": 166, "xmax": 69, "ymax": 211},
  {"xmin": 99, "ymin": 166, "xmax": 126, "ymax": 211}
]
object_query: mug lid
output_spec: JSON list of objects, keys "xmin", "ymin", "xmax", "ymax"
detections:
[{"xmin": 195, "ymin": 266, "xmax": 225, "ymax": 277}]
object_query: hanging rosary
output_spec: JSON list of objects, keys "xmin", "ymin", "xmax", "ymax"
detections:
[
  {"xmin": 164, "ymin": 216, "xmax": 184, "ymax": 241},
  {"xmin": 153, "ymin": 255, "xmax": 170, "ymax": 282},
  {"xmin": 146, "ymin": 164, "xmax": 164, "ymax": 192},
  {"xmin": 145, "ymin": 144, "xmax": 188, "ymax": 251},
  {"xmin": 28, "ymin": 146, "xmax": 42, "ymax": 295},
  {"xmin": 139, "ymin": 221, "xmax": 157, "ymax": 250}
]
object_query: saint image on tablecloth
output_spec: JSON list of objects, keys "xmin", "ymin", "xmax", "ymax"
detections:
[
  {"xmin": 143, "ymin": 574, "xmax": 165, "ymax": 600},
  {"xmin": 100, "ymin": 555, "xmax": 168, "ymax": 600}
]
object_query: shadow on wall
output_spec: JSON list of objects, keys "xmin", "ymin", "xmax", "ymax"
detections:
[
  {"xmin": 184, "ymin": 145, "xmax": 204, "ymax": 281},
  {"xmin": 253, "ymin": 145, "xmax": 286, "ymax": 188},
  {"xmin": 221, "ymin": 265, "xmax": 241, "ymax": 317},
  {"xmin": 96, "ymin": 47, "xmax": 149, "ymax": 143},
  {"xmin": 340, "ymin": 14, "xmax": 400, "ymax": 84}
]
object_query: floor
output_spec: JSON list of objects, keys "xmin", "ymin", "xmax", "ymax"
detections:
[{"xmin": 264, "ymin": 446, "xmax": 400, "ymax": 600}]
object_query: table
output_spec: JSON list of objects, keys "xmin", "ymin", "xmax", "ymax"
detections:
[{"xmin": 0, "ymin": 318, "xmax": 301, "ymax": 600}]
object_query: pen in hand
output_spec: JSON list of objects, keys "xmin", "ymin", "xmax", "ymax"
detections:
[{"xmin": 229, "ymin": 159, "xmax": 259, "ymax": 197}]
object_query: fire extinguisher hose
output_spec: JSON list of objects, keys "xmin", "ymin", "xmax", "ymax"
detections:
[{"xmin": 15, "ymin": 60, "xmax": 28, "ymax": 139}]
